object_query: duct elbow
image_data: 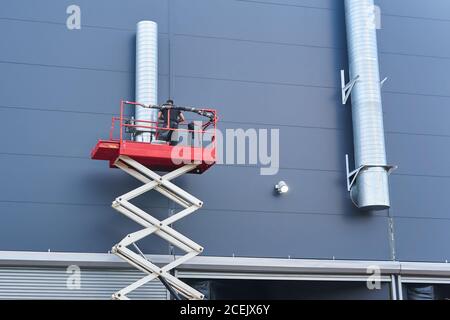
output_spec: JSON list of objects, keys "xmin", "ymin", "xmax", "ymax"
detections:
[{"xmin": 350, "ymin": 168, "xmax": 390, "ymax": 211}]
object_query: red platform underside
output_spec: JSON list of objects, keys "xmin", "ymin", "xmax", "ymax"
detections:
[{"xmin": 91, "ymin": 140, "xmax": 215, "ymax": 174}]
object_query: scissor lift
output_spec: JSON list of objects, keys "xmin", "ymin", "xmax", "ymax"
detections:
[{"xmin": 91, "ymin": 101, "xmax": 218, "ymax": 300}]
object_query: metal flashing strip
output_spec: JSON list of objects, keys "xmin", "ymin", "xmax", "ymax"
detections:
[
  {"xmin": 179, "ymin": 256, "xmax": 400, "ymax": 275},
  {"xmin": 0, "ymin": 251, "xmax": 169, "ymax": 268},
  {"xmin": 176, "ymin": 271, "xmax": 392, "ymax": 282},
  {"xmin": 0, "ymin": 251, "xmax": 449, "ymax": 279},
  {"xmin": 399, "ymin": 277, "xmax": 450, "ymax": 285},
  {"xmin": 400, "ymin": 261, "xmax": 450, "ymax": 277}
]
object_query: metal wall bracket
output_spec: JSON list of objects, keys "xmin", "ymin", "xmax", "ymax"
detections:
[
  {"xmin": 110, "ymin": 155, "xmax": 205, "ymax": 300},
  {"xmin": 340, "ymin": 69, "xmax": 359, "ymax": 105},
  {"xmin": 341, "ymin": 70, "xmax": 388, "ymax": 104},
  {"xmin": 345, "ymin": 154, "xmax": 398, "ymax": 192}
]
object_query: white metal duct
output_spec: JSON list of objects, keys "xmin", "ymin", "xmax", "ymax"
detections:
[
  {"xmin": 344, "ymin": 0, "xmax": 391, "ymax": 210},
  {"xmin": 135, "ymin": 21, "xmax": 158, "ymax": 143},
  {"xmin": 0, "ymin": 267, "xmax": 167, "ymax": 300}
]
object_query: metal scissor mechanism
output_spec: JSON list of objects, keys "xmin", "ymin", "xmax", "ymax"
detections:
[{"xmin": 110, "ymin": 155, "xmax": 205, "ymax": 300}]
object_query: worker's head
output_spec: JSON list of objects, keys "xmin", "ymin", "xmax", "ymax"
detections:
[{"xmin": 165, "ymin": 99, "xmax": 174, "ymax": 105}]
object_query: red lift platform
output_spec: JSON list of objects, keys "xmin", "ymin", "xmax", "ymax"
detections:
[
  {"xmin": 90, "ymin": 101, "xmax": 218, "ymax": 300},
  {"xmin": 91, "ymin": 100, "xmax": 218, "ymax": 173}
]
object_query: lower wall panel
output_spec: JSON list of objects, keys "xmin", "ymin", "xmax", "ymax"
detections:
[
  {"xmin": 0, "ymin": 202, "xmax": 169, "ymax": 254},
  {"xmin": 174, "ymin": 209, "xmax": 391, "ymax": 260},
  {"xmin": 393, "ymin": 217, "xmax": 450, "ymax": 262}
]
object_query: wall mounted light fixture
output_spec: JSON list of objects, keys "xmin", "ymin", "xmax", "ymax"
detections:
[{"xmin": 275, "ymin": 181, "xmax": 289, "ymax": 194}]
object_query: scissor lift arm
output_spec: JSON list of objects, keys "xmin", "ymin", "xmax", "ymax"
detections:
[{"xmin": 110, "ymin": 155, "xmax": 205, "ymax": 300}]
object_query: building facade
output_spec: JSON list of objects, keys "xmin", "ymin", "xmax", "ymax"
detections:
[{"xmin": 1, "ymin": 0, "xmax": 450, "ymax": 299}]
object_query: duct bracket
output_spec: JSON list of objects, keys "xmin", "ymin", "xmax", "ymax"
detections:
[
  {"xmin": 340, "ymin": 70, "xmax": 388, "ymax": 105},
  {"xmin": 345, "ymin": 154, "xmax": 397, "ymax": 192},
  {"xmin": 340, "ymin": 69, "xmax": 359, "ymax": 105}
]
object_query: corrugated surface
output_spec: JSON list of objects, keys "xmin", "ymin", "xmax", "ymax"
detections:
[
  {"xmin": 135, "ymin": 20, "xmax": 159, "ymax": 142},
  {"xmin": 0, "ymin": 267, "xmax": 167, "ymax": 300},
  {"xmin": 345, "ymin": 0, "xmax": 390, "ymax": 210}
]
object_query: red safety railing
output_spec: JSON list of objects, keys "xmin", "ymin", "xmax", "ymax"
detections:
[{"xmin": 108, "ymin": 100, "xmax": 218, "ymax": 149}]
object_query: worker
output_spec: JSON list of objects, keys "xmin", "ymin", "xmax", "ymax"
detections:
[{"xmin": 157, "ymin": 99, "xmax": 185, "ymax": 145}]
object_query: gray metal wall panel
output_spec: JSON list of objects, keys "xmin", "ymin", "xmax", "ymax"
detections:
[
  {"xmin": 394, "ymin": 218, "xmax": 450, "ymax": 262},
  {"xmin": 0, "ymin": 201, "xmax": 169, "ymax": 253},
  {"xmin": 231, "ymin": 0, "xmax": 339, "ymax": 10},
  {"xmin": 176, "ymin": 166, "xmax": 364, "ymax": 217},
  {"xmin": 379, "ymin": 15, "xmax": 450, "ymax": 58},
  {"xmin": 173, "ymin": 35, "xmax": 344, "ymax": 87},
  {"xmin": 0, "ymin": 0, "xmax": 448, "ymax": 263},
  {"xmin": 174, "ymin": 208, "xmax": 391, "ymax": 260},
  {"xmin": 380, "ymin": 54, "xmax": 450, "ymax": 97},
  {"xmin": 172, "ymin": 0, "xmax": 345, "ymax": 49},
  {"xmin": 0, "ymin": 108, "xmax": 111, "ymax": 157},
  {"xmin": 390, "ymin": 175, "xmax": 450, "ymax": 220},
  {"xmin": 188, "ymin": 122, "xmax": 352, "ymax": 172},
  {"xmin": 173, "ymin": 76, "xmax": 351, "ymax": 129},
  {"xmin": 386, "ymin": 133, "xmax": 450, "ymax": 177},
  {"xmin": 0, "ymin": 155, "xmax": 168, "ymax": 209},
  {"xmin": 0, "ymin": 63, "xmax": 169, "ymax": 114},
  {"xmin": 377, "ymin": 0, "xmax": 450, "ymax": 20},
  {"xmin": 0, "ymin": 0, "xmax": 169, "ymax": 32},
  {"xmin": 0, "ymin": 108, "xmax": 352, "ymax": 172},
  {"xmin": 375, "ymin": 0, "xmax": 450, "ymax": 262},
  {"xmin": 0, "ymin": 266, "xmax": 167, "ymax": 300},
  {"xmin": 383, "ymin": 93, "xmax": 450, "ymax": 136},
  {"xmin": 0, "ymin": 62, "xmax": 133, "ymax": 113},
  {"xmin": 0, "ymin": 19, "xmax": 169, "ymax": 74}
]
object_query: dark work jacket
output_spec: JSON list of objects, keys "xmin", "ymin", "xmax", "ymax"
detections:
[{"xmin": 160, "ymin": 108, "xmax": 181, "ymax": 128}]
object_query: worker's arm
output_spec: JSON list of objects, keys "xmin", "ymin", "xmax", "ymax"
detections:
[
  {"xmin": 178, "ymin": 112, "xmax": 185, "ymax": 123},
  {"xmin": 158, "ymin": 111, "xmax": 162, "ymax": 119}
]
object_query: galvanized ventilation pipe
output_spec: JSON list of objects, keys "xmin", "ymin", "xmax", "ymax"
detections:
[
  {"xmin": 344, "ymin": 0, "xmax": 391, "ymax": 210},
  {"xmin": 135, "ymin": 21, "xmax": 158, "ymax": 143}
]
